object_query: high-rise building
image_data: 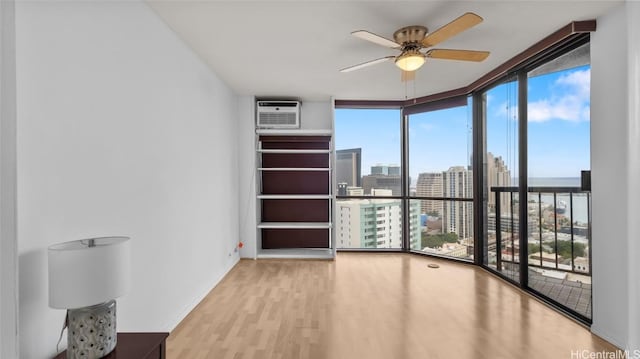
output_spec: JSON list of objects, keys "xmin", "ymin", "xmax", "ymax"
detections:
[
  {"xmin": 442, "ymin": 166, "xmax": 473, "ymax": 239},
  {"xmin": 336, "ymin": 194, "xmax": 420, "ymax": 249},
  {"xmin": 370, "ymin": 164, "xmax": 387, "ymax": 175},
  {"xmin": 336, "ymin": 148, "xmax": 361, "ymax": 187},
  {"xmin": 362, "ymin": 174, "xmax": 402, "ymax": 195},
  {"xmin": 370, "ymin": 164, "xmax": 400, "ymax": 176},
  {"xmin": 388, "ymin": 165, "xmax": 401, "ymax": 176},
  {"xmin": 486, "ymin": 152, "xmax": 511, "ymax": 214},
  {"xmin": 408, "ymin": 199, "xmax": 421, "ymax": 248},
  {"xmin": 416, "ymin": 172, "xmax": 443, "ymax": 215},
  {"xmin": 362, "ymin": 164, "xmax": 402, "ymax": 195}
]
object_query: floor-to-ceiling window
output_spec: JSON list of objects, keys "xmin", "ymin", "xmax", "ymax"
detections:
[
  {"xmin": 408, "ymin": 99, "xmax": 474, "ymax": 260},
  {"xmin": 334, "ymin": 108, "xmax": 403, "ymax": 250},
  {"xmin": 482, "ymin": 76, "xmax": 520, "ymax": 282},
  {"xmin": 525, "ymin": 42, "xmax": 592, "ymax": 320},
  {"xmin": 334, "ymin": 31, "xmax": 592, "ymax": 325},
  {"xmin": 480, "ymin": 39, "xmax": 592, "ymax": 322}
]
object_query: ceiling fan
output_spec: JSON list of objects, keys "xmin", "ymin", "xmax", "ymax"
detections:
[{"xmin": 340, "ymin": 12, "xmax": 490, "ymax": 77}]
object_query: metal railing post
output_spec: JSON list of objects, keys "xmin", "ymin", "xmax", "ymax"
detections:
[{"xmin": 495, "ymin": 190, "xmax": 502, "ymax": 271}]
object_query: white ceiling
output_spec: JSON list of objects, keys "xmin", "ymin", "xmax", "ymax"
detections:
[{"xmin": 147, "ymin": 0, "xmax": 620, "ymax": 101}]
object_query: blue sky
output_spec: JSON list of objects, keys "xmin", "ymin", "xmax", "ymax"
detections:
[{"xmin": 335, "ymin": 65, "xmax": 591, "ymax": 180}]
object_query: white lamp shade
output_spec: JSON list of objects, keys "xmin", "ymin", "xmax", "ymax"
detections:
[
  {"xmin": 48, "ymin": 236, "xmax": 131, "ymax": 309},
  {"xmin": 395, "ymin": 51, "xmax": 426, "ymax": 72}
]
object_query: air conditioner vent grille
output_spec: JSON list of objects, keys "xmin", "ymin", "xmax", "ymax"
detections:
[
  {"xmin": 256, "ymin": 100, "xmax": 301, "ymax": 128},
  {"xmin": 259, "ymin": 112, "xmax": 298, "ymax": 125}
]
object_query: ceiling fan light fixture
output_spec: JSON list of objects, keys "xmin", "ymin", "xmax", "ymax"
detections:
[{"xmin": 395, "ymin": 50, "xmax": 425, "ymax": 72}]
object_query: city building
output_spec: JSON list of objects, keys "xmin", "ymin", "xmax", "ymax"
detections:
[
  {"xmin": 486, "ymin": 152, "xmax": 511, "ymax": 213},
  {"xmin": 337, "ymin": 182, "xmax": 348, "ymax": 196},
  {"xmin": 370, "ymin": 164, "xmax": 400, "ymax": 176},
  {"xmin": 336, "ymin": 198, "xmax": 402, "ymax": 249},
  {"xmin": 487, "ymin": 213, "xmax": 537, "ymax": 234},
  {"xmin": 442, "ymin": 166, "xmax": 473, "ymax": 239},
  {"xmin": 337, "ymin": 182, "xmax": 364, "ymax": 196},
  {"xmin": 336, "ymin": 148, "xmax": 362, "ymax": 187},
  {"xmin": 416, "ymin": 172, "xmax": 443, "ymax": 215},
  {"xmin": 422, "ymin": 242, "xmax": 470, "ymax": 257},
  {"xmin": 362, "ymin": 169, "xmax": 402, "ymax": 195},
  {"xmin": 336, "ymin": 190, "xmax": 421, "ymax": 249}
]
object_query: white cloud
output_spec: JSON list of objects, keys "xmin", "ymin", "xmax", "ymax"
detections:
[
  {"xmin": 527, "ymin": 68, "xmax": 591, "ymax": 123},
  {"xmin": 493, "ymin": 68, "xmax": 591, "ymax": 123},
  {"xmin": 557, "ymin": 68, "xmax": 590, "ymax": 98}
]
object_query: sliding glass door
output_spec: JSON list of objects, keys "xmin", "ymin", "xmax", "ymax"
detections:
[
  {"xmin": 481, "ymin": 40, "xmax": 592, "ymax": 322},
  {"xmin": 525, "ymin": 42, "xmax": 592, "ymax": 321}
]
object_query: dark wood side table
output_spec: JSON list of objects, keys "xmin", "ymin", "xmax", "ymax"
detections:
[{"xmin": 53, "ymin": 332, "xmax": 169, "ymax": 359}]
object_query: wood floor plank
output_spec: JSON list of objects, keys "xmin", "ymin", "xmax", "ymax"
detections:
[{"xmin": 167, "ymin": 253, "xmax": 616, "ymax": 359}]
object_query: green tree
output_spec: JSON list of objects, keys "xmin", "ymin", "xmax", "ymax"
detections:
[
  {"xmin": 555, "ymin": 240, "xmax": 586, "ymax": 259},
  {"xmin": 530, "ymin": 242, "xmax": 556, "ymax": 253},
  {"xmin": 528, "ymin": 243, "xmax": 543, "ymax": 254},
  {"xmin": 421, "ymin": 232, "xmax": 458, "ymax": 249}
]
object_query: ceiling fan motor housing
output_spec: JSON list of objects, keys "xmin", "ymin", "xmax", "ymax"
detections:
[{"xmin": 393, "ymin": 25, "xmax": 428, "ymax": 47}]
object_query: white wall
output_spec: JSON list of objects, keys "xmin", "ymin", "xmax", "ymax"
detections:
[
  {"xmin": 238, "ymin": 99, "xmax": 332, "ymax": 258},
  {"xmin": 625, "ymin": 2, "xmax": 640, "ymax": 351},
  {"xmin": 16, "ymin": 2, "xmax": 239, "ymax": 358},
  {"xmin": 591, "ymin": 2, "xmax": 640, "ymax": 350},
  {"xmin": 300, "ymin": 101, "xmax": 333, "ymax": 130},
  {"xmin": 0, "ymin": 0, "xmax": 18, "ymax": 358},
  {"xmin": 237, "ymin": 96, "xmax": 257, "ymax": 258}
]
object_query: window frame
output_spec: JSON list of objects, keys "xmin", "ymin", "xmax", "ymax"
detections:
[
  {"xmin": 334, "ymin": 21, "xmax": 594, "ymax": 325},
  {"xmin": 334, "ymin": 107, "xmax": 404, "ymax": 250}
]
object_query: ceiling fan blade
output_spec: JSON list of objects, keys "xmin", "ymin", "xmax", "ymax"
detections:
[
  {"xmin": 340, "ymin": 56, "xmax": 395, "ymax": 73},
  {"xmin": 352, "ymin": 30, "xmax": 400, "ymax": 49},
  {"xmin": 426, "ymin": 49, "xmax": 490, "ymax": 62},
  {"xmin": 422, "ymin": 12, "xmax": 483, "ymax": 48},
  {"xmin": 401, "ymin": 70, "xmax": 415, "ymax": 82}
]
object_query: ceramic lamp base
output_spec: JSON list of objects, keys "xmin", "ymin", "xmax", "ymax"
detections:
[{"xmin": 67, "ymin": 300, "xmax": 117, "ymax": 359}]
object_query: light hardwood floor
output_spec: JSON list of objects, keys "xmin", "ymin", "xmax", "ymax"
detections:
[{"xmin": 167, "ymin": 253, "xmax": 617, "ymax": 359}]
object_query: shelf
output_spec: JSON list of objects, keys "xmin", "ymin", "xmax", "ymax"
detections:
[
  {"xmin": 257, "ymin": 194, "xmax": 332, "ymax": 199},
  {"xmin": 258, "ymin": 222, "xmax": 332, "ymax": 229},
  {"xmin": 257, "ymin": 248, "xmax": 335, "ymax": 260},
  {"xmin": 257, "ymin": 133, "xmax": 333, "ymax": 252},
  {"xmin": 256, "ymin": 129, "xmax": 333, "ymax": 136},
  {"xmin": 257, "ymin": 149, "xmax": 331, "ymax": 154},
  {"xmin": 258, "ymin": 167, "xmax": 330, "ymax": 171}
]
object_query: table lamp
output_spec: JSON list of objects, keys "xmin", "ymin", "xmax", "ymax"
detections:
[{"xmin": 48, "ymin": 236, "xmax": 131, "ymax": 358}]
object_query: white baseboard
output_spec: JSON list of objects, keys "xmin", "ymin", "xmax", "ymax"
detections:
[{"xmin": 591, "ymin": 325, "xmax": 627, "ymax": 350}]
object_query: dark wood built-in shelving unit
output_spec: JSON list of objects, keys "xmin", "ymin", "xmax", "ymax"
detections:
[{"xmin": 256, "ymin": 132, "xmax": 334, "ymax": 259}]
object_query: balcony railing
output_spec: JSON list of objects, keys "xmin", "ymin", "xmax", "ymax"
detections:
[{"xmin": 489, "ymin": 186, "xmax": 591, "ymax": 275}]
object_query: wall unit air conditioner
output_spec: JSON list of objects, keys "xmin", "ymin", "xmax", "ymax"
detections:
[{"xmin": 256, "ymin": 101, "xmax": 301, "ymax": 129}]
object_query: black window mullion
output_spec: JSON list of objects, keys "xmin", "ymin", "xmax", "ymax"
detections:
[
  {"xmin": 473, "ymin": 92, "xmax": 485, "ymax": 265},
  {"xmin": 401, "ymin": 110, "xmax": 410, "ymax": 251},
  {"xmin": 517, "ymin": 70, "xmax": 528, "ymax": 289}
]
